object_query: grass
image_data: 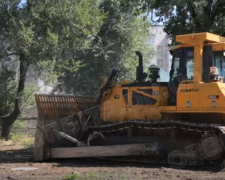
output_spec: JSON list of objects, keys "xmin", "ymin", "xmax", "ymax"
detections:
[
  {"xmin": 10, "ymin": 132, "xmax": 34, "ymax": 148},
  {"xmin": 63, "ymin": 172, "xmax": 79, "ymax": 180},
  {"xmin": 12, "ymin": 120, "xmax": 27, "ymax": 130},
  {"xmin": 8, "ymin": 119, "xmax": 34, "ymax": 148},
  {"xmin": 0, "ymin": 120, "xmax": 34, "ymax": 148},
  {"xmin": 63, "ymin": 172, "xmax": 128, "ymax": 180},
  {"xmin": 82, "ymin": 172, "xmax": 100, "ymax": 180},
  {"xmin": 0, "ymin": 138, "xmax": 4, "ymax": 146}
]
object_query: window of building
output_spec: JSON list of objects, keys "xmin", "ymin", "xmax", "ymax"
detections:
[
  {"xmin": 150, "ymin": 34, "xmax": 155, "ymax": 45},
  {"xmin": 157, "ymin": 59, "xmax": 164, "ymax": 68},
  {"xmin": 157, "ymin": 46, "xmax": 163, "ymax": 53}
]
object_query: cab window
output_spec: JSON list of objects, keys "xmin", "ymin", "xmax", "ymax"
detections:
[
  {"xmin": 132, "ymin": 91, "xmax": 157, "ymax": 105},
  {"xmin": 214, "ymin": 51, "xmax": 225, "ymax": 79}
]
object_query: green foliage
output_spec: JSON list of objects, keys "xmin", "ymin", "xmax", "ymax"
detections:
[
  {"xmin": 0, "ymin": 66, "xmax": 17, "ymax": 116},
  {"xmin": 0, "ymin": 0, "xmax": 104, "ymax": 114},
  {"xmin": 10, "ymin": 132, "xmax": 34, "ymax": 148},
  {"xmin": 63, "ymin": 172, "xmax": 128, "ymax": 180},
  {"xmin": 0, "ymin": 0, "xmax": 104, "ymax": 81},
  {"xmin": 10, "ymin": 132, "xmax": 25, "ymax": 141},
  {"xmin": 22, "ymin": 82, "xmax": 39, "ymax": 108},
  {"xmin": 151, "ymin": 0, "xmax": 225, "ymax": 41},
  {"xmin": 0, "ymin": 0, "xmax": 104, "ymax": 138},
  {"xmin": 29, "ymin": 0, "xmax": 104, "ymax": 63},
  {"xmin": 63, "ymin": 172, "xmax": 79, "ymax": 180},
  {"xmin": 37, "ymin": 59, "xmax": 59, "ymax": 86},
  {"xmin": 0, "ymin": 63, "xmax": 38, "ymax": 116},
  {"xmin": 59, "ymin": 0, "xmax": 154, "ymax": 96},
  {"xmin": 11, "ymin": 120, "xmax": 26, "ymax": 130},
  {"xmin": 10, "ymin": 121, "xmax": 34, "ymax": 147},
  {"xmin": 82, "ymin": 173, "xmax": 100, "ymax": 180}
]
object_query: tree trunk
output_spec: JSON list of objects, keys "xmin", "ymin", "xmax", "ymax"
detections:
[{"xmin": 1, "ymin": 58, "xmax": 29, "ymax": 140}]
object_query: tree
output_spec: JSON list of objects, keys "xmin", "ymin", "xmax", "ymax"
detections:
[
  {"xmin": 58, "ymin": 0, "xmax": 154, "ymax": 96},
  {"xmin": 0, "ymin": 65, "xmax": 17, "ymax": 116},
  {"xmin": 0, "ymin": 0, "xmax": 103, "ymax": 139},
  {"xmin": 151, "ymin": 0, "xmax": 225, "ymax": 41}
]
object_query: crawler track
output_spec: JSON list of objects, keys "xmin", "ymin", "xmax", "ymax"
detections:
[{"xmin": 82, "ymin": 120, "xmax": 225, "ymax": 166}]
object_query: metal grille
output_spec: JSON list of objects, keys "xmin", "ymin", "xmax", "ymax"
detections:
[{"xmin": 35, "ymin": 94, "xmax": 95, "ymax": 122}]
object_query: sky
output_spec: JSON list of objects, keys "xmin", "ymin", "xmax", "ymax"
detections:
[{"xmin": 19, "ymin": 0, "xmax": 27, "ymax": 7}]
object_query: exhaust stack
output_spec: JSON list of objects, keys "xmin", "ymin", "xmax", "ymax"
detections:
[{"xmin": 135, "ymin": 51, "xmax": 143, "ymax": 82}]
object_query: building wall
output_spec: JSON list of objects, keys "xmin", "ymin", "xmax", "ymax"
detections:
[{"xmin": 149, "ymin": 26, "xmax": 172, "ymax": 73}]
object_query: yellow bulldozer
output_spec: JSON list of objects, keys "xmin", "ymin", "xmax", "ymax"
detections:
[{"xmin": 34, "ymin": 32, "xmax": 225, "ymax": 167}]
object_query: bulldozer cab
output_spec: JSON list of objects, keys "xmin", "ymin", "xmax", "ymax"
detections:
[
  {"xmin": 170, "ymin": 45, "xmax": 225, "ymax": 84},
  {"xmin": 166, "ymin": 32, "xmax": 225, "ymax": 111},
  {"xmin": 168, "ymin": 33, "xmax": 225, "ymax": 105},
  {"xmin": 171, "ymin": 32, "xmax": 225, "ymax": 83},
  {"xmin": 169, "ymin": 33, "xmax": 225, "ymax": 98}
]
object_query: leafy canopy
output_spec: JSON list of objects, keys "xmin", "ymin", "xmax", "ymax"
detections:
[
  {"xmin": 0, "ymin": 0, "xmax": 103, "ymax": 73},
  {"xmin": 0, "ymin": 0, "xmax": 103, "ymax": 116},
  {"xmin": 58, "ymin": 0, "xmax": 154, "ymax": 96},
  {"xmin": 150, "ymin": 0, "xmax": 225, "ymax": 41}
]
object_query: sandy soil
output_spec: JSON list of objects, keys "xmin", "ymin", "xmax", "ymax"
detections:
[{"xmin": 0, "ymin": 141, "xmax": 225, "ymax": 180}]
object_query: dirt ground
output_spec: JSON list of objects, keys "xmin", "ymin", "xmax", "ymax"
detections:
[{"xmin": 0, "ymin": 141, "xmax": 225, "ymax": 180}]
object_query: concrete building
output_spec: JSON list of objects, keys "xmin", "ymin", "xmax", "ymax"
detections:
[{"xmin": 149, "ymin": 26, "xmax": 172, "ymax": 73}]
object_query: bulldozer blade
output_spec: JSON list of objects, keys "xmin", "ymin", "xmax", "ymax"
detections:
[
  {"xmin": 35, "ymin": 94, "xmax": 95, "ymax": 122},
  {"xmin": 43, "ymin": 122, "xmax": 59, "ymax": 143},
  {"xmin": 34, "ymin": 94, "xmax": 95, "ymax": 161},
  {"xmin": 43, "ymin": 122, "xmax": 85, "ymax": 146},
  {"xmin": 60, "ymin": 115, "xmax": 82, "ymax": 138},
  {"xmin": 50, "ymin": 143, "xmax": 156, "ymax": 158}
]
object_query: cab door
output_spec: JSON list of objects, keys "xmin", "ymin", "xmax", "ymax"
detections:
[{"xmin": 127, "ymin": 87, "xmax": 162, "ymax": 120}]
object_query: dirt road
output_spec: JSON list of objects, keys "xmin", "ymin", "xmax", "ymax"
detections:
[{"xmin": 0, "ymin": 141, "xmax": 225, "ymax": 180}]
